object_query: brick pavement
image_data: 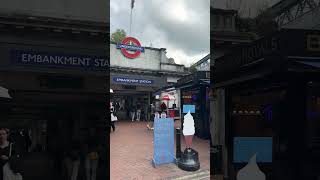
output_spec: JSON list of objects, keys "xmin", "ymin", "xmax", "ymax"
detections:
[{"xmin": 110, "ymin": 121, "xmax": 210, "ymax": 180}]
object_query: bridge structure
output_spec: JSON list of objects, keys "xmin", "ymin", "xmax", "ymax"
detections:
[{"xmin": 260, "ymin": 0, "xmax": 320, "ymax": 27}]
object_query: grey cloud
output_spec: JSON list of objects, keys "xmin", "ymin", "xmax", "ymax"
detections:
[{"xmin": 111, "ymin": 0, "xmax": 210, "ymax": 65}]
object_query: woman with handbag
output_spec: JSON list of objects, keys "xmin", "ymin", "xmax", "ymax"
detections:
[
  {"xmin": 0, "ymin": 128, "xmax": 22, "ymax": 180},
  {"xmin": 110, "ymin": 104, "xmax": 117, "ymax": 132}
]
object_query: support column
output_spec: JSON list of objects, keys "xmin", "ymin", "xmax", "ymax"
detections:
[{"xmin": 211, "ymin": 88, "xmax": 227, "ymax": 176}]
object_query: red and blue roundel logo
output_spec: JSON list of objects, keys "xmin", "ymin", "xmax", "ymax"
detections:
[{"xmin": 116, "ymin": 37, "xmax": 145, "ymax": 59}]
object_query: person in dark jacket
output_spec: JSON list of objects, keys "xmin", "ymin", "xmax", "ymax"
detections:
[
  {"xmin": 130, "ymin": 104, "xmax": 136, "ymax": 122},
  {"xmin": 136, "ymin": 103, "xmax": 142, "ymax": 121},
  {"xmin": 0, "ymin": 128, "xmax": 22, "ymax": 180},
  {"xmin": 160, "ymin": 102, "xmax": 167, "ymax": 112}
]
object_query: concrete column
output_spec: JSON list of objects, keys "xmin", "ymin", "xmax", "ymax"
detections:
[{"xmin": 212, "ymin": 88, "xmax": 228, "ymax": 176}]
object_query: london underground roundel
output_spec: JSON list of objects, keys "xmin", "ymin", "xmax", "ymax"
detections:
[{"xmin": 116, "ymin": 37, "xmax": 145, "ymax": 59}]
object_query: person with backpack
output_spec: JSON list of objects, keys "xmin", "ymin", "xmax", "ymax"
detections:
[{"xmin": 160, "ymin": 102, "xmax": 167, "ymax": 113}]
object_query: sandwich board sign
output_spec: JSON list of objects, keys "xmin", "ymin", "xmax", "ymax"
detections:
[{"xmin": 152, "ymin": 117, "xmax": 175, "ymax": 167}]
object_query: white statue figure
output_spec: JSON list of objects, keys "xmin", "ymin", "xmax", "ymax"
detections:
[
  {"xmin": 183, "ymin": 111, "xmax": 195, "ymax": 148},
  {"xmin": 237, "ymin": 154, "xmax": 266, "ymax": 180}
]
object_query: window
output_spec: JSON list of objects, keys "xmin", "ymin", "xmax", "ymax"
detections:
[
  {"xmin": 307, "ymin": 35, "xmax": 320, "ymax": 51},
  {"xmin": 225, "ymin": 17, "xmax": 230, "ymax": 28}
]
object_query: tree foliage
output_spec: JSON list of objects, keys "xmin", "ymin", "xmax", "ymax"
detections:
[{"xmin": 111, "ymin": 29, "xmax": 127, "ymax": 43}]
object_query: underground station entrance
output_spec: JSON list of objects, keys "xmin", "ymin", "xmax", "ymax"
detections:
[
  {"xmin": 111, "ymin": 89, "xmax": 152, "ymax": 121},
  {"xmin": 0, "ymin": 73, "xmax": 108, "ymax": 180}
]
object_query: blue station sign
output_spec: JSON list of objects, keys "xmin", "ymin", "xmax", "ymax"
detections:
[
  {"xmin": 112, "ymin": 77, "xmax": 154, "ymax": 85},
  {"xmin": 10, "ymin": 50, "xmax": 109, "ymax": 71}
]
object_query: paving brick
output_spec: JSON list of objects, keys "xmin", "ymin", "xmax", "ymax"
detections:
[{"xmin": 110, "ymin": 121, "xmax": 210, "ymax": 180}]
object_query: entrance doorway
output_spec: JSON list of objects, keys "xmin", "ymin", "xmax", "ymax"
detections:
[{"xmin": 111, "ymin": 91, "xmax": 151, "ymax": 121}]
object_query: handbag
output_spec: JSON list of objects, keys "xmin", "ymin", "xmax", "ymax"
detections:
[
  {"xmin": 3, "ymin": 143, "xmax": 23, "ymax": 180},
  {"xmin": 111, "ymin": 113, "xmax": 118, "ymax": 121},
  {"xmin": 88, "ymin": 151, "xmax": 99, "ymax": 160}
]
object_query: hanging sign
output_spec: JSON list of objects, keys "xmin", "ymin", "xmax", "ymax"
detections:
[{"xmin": 233, "ymin": 137, "xmax": 273, "ymax": 163}]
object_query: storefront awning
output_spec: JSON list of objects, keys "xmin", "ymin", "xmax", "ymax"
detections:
[
  {"xmin": 294, "ymin": 60, "xmax": 320, "ymax": 68},
  {"xmin": 0, "ymin": 86, "xmax": 11, "ymax": 99}
]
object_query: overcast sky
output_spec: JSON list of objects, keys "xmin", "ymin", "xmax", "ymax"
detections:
[{"xmin": 110, "ymin": 0, "xmax": 210, "ymax": 67}]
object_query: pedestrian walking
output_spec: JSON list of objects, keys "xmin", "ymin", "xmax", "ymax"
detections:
[
  {"xmin": 64, "ymin": 141, "xmax": 81, "ymax": 180},
  {"xmin": 144, "ymin": 105, "xmax": 149, "ymax": 121},
  {"xmin": 136, "ymin": 103, "xmax": 141, "ymax": 121},
  {"xmin": 114, "ymin": 101, "xmax": 120, "ymax": 113},
  {"xmin": 85, "ymin": 140, "xmax": 99, "ymax": 180},
  {"xmin": 22, "ymin": 130, "xmax": 31, "ymax": 153},
  {"xmin": 130, "ymin": 104, "xmax": 136, "ymax": 121},
  {"xmin": 110, "ymin": 103, "xmax": 117, "ymax": 132},
  {"xmin": 160, "ymin": 102, "xmax": 167, "ymax": 113}
]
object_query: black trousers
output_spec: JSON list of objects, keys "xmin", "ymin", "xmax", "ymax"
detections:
[{"xmin": 110, "ymin": 121, "xmax": 115, "ymax": 131}]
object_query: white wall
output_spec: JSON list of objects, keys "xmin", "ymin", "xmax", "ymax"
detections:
[
  {"xmin": 110, "ymin": 44, "xmax": 162, "ymax": 70},
  {"xmin": 0, "ymin": 0, "xmax": 108, "ymax": 22},
  {"xmin": 160, "ymin": 64, "xmax": 185, "ymax": 72},
  {"xmin": 167, "ymin": 77, "xmax": 180, "ymax": 83}
]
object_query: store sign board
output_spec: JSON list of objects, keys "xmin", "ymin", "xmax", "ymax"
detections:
[
  {"xmin": 116, "ymin": 37, "xmax": 145, "ymax": 59},
  {"xmin": 233, "ymin": 137, "xmax": 272, "ymax": 163},
  {"xmin": 113, "ymin": 77, "xmax": 154, "ymax": 85},
  {"xmin": 10, "ymin": 50, "xmax": 109, "ymax": 71},
  {"xmin": 183, "ymin": 105, "xmax": 195, "ymax": 113},
  {"xmin": 307, "ymin": 34, "xmax": 320, "ymax": 52},
  {"xmin": 153, "ymin": 118, "xmax": 175, "ymax": 167}
]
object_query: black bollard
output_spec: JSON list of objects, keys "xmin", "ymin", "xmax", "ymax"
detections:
[{"xmin": 176, "ymin": 128, "xmax": 181, "ymax": 159}]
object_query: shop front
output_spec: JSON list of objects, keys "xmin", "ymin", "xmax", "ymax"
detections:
[
  {"xmin": 177, "ymin": 71, "xmax": 210, "ymax": 139},
  {"xmin": 212, "ymin": 29, "xmax": 320, "ymax": 179}
]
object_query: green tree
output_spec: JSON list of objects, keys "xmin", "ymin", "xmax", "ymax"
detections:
[{"xmin": 111, "ymin": 29, "xmax": 127, "ymax": 43}]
